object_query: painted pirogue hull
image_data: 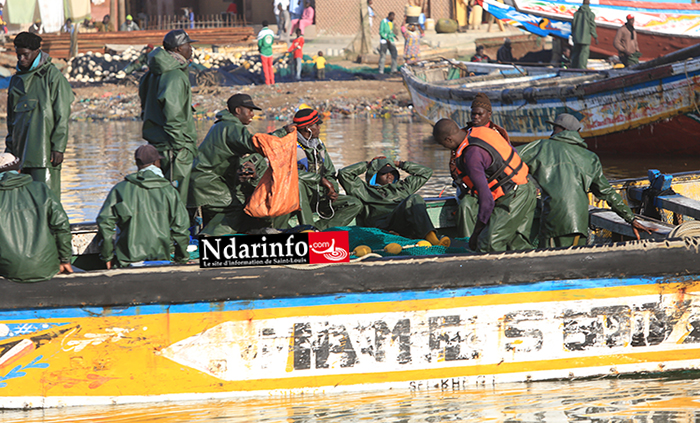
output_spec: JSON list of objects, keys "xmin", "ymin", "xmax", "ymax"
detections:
[
  {"xmin": 2, "ymin": 239, "xmax": 700, "ymax": 408},
  {"xmin": 402, "ymin": 53, "xmax": 700, "ymax": 155}
]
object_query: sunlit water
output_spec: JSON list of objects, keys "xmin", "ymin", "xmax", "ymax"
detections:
[
  {"xmin": 2, "ymin": 117, "xmax": 700, "ymax": 420},
  {"xmin": 2, "ymin": 116, "xmax": 699, "ymax": 223}
]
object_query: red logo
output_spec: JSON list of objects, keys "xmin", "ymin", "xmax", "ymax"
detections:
[{"xmin": 308, "ymin": 231, "xmax": 350, "ymax": 264}]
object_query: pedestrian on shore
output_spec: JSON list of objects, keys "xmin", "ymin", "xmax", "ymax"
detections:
[
  {"xmin": 290, "ymin": 0, "xmax": 304, "ymax": 21},
  {"xmin": 517, "ymin": 114, "xmax": 653, "ymax": 247},
  {"xmin": 120, "ymin": 14, "xmax": 140, "ymax": 31},
  {"xmin": 313, "ymin": 50, "xmax": 326, "ymax": 79},
  {"xmin": 339, "ymin": 157, "xmax": 451, "ymax": 247},
  {"xmin": 61, "ymin": 18, "xmax": 74, "ymax": 34},
  {"xmin": 6, "ymin": 32, "xmax": 74, "ymax": 200},
  {"xmin": 28, "ymin": 19, "xmax": 43, "ymax": 34},
  {"xmin": 274, "ymin": 0, "xmax": 290, "ymax": 43},
  {"xmin": 613, "ymin": 14, "xmax": 641, "ymax": 67},
  {"xmin": 258, "ymin": 21, "xmax": 276, "ymax": 85},
  {"xmin": 96, "ymin": 15, "xmax": 113, "ymax": 32},
  {"xmin": 139, "ymin": 29, "xmax": 198, "ymax": 202},
  {"xmin": 288, "ymin": 28, "xmax": 304, "ymax": 80},
  {"xmin": 97, "ymin": 144, "xmax": 190, "ymax": 269},
  {"xmin": 290, "ymin": 0, "xmax": 314, "ymax": 35},
  {"xmin": 471, "ymin": 45, "xmax": 492, "ymax": 62},
  {"xmin": 433, "ymin": 94, "xmax": 536, "ymax": 253},
  {"xmin": 123, "ymin": 43, "xmax": 154, "ymax": 74},
  {"xmin": 0, "ymin": 153, "xmax": 73, "ymax": 282},
  {"xmin": 496, "ymin": 38, "xmax": 514, "ymax": 63},
  {"xmin": 378, "ymin": 12, "xmax": 398, "ymax": 74},
  {"xmin": 571, "ymin": 0, "xmax": 597, "ymax": 69},
  {"xmin": 368, "ymin": 0, "xmax": 375, "ymax": 28},
  {"xmin": 401, "ymin": 19, "xmax": 424, "ymax": 65},
  {"xmin": 469, "ymin": 0, "xmax": 483, "ymax": 30}
]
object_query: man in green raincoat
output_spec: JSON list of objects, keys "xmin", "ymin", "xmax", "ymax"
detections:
[
  {"xmin": 6, "ymin": 32, "xmax": 74, "ymax": 199},
  {"xmin": 97, "ymin": 144, "xmax": 190, "ymax": 268},
  {"xmin": 338, "ymin": 157, "xmax": 450, "ymax": 246},
  {"xmin": 189, "ymin": 94, "xmax": 292, "ymax": 236},
  {"xmin": 571, "ymin": 0, "xmax": 597, "ymax": 69},
  {"xmin": 0, "ymin": 153, "xmax": 73, "ymax": 282},
  {"xmin": 292, "ymin": 108, "xmax": 362, "ymax": 230},
  {"xmin": 517, "ymin": 114, "xmax": 652, "ymax": 247},
  {"xmin": 139, "ymin": 29, "xmax": 198, "ymax": 202}
]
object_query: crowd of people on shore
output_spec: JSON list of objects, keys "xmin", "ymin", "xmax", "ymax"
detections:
[{"xmin": 0, "ymin": 29, "xmax": 653, "ymax": 283}]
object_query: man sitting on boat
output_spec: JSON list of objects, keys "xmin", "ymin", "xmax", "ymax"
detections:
[
  {"xmin": 517, "ymin": 113, "xmax": 652, "ymax": 247},
  {"xmin": 96, "ymin": 145, "xmax": 190, "ymax": 269},
  {"xmin": 0, "ymin": 153, "xmax": 73, "ymax": 282},
  {"xmin": 338, "ymin": 157, "xmax": 451, "ymax": 247},
  {"xmin": 189, "ymin": 94, "xmax": 293, "ymax": 236},
  {"xmin": 433, "ymin": 110, "xmax": 536, "ymax": 253},
  {"xmin": 613, "ymin": 14, "xmax": 642, "ymax": 67},
  {"xmin": 496, "ymin": 38, "xmax": 515, "ymax": 63},
  {"xmin": 292, "ymin": 108, "xmax": 362, "ymax": 229},
  {"xmin": 470, "ymin": 45, "xmax": 492, "ymax": 63}
]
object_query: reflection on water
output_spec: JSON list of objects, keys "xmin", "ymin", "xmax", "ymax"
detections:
[
  {"xmin": 1, "ymin": 117, "xmax": 698, "ymax": 222},
  {"xmin": 4, "ymin": 378, "xmax": 700, "ymax": 422}
]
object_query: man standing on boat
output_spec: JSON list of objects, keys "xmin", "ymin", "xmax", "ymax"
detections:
[
  {"xmin": 571, "ymin": 0, "xmax": 597, "ymax": 69},
  {"xmin": 189, "ymin": 94, "xmax": 293, "ymax": 235},
  {"xmin": 517, "ymin": 114, "xmax": 653, "ymax": 247},
  {"xmin": 6, "ymin": 32, "xmax": 74, "ymax": 200},
  {"xmin": 0, "ymin": 153, "xmax": 72, "ymax": 282},
  {"xmin": 97, "ymin": 144, "xmax": 190, "ymax": 269},
  {"xmin": 613, "ymin": 15, "xmax": 641, "ymax": 67},
  {"xmin": 433, "ymin": 97, "xmax": 536, "ymax": 252},
  {"xmin": 378, "ymin": 12, "xmax": 398, "ymax": 74},
  {"xmin": 139, "ymin": 29, "xmax": 198, "ymax": 203}
]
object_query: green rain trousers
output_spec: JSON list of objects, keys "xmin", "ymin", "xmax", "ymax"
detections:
[
  {"xmin": 456, "ymin": 193, "xmax": 478, "ymax": 238},
  {"xmin": 476, "ymin": 181, "xmax": 537, "ymax": 253}
]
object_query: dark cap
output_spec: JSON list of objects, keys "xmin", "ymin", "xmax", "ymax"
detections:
[
  {"xmin": 546, "ymin": 113, "xmax": 582, "ymax": 131},
  {"xmin": 293, "ymin": 109, "xmax": 323, "ymax": 127},
  {"xmin": 134, "ymin": 144, "xmax": 163, "ymax": 167},
  {"xmin": 163, "ymin": 29, "xmax": 198, "ymax": 50},
  {"xmin": 377, "ymin": 163, "xmax": 396, "ymax": 174},
  {"xmin": 227, "ymin": 93, "xmax": 261, "ymax": 111}
]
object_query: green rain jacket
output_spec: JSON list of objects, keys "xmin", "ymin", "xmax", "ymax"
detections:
[
  {"xmin": 139, "ymin": 48, "xmax": 197, "ymax": 155},
  {"xmin": 190, "ymin": 111, "xmax": 287, "ymax": 208},
  {"xmin": 517, "ymin": 130, "xmax": 635, "ymax": 239},
  {"xmin": 572, "ymin": 4, "xmax": 597, "ymax": 45},
  {"xmin": 338, "ymin": 158, "xmax": 432, "ymax": 227},
  {"xmin": 6, "ymin": 52, "xmax": 74, "ymax": 168},
  {"xmin": 97, "ymin": 168, "xmax": 190, "ymax": 267},
  {"xmin": 0, "ymin": 172, "xmax": 72, "ymax": 282}
]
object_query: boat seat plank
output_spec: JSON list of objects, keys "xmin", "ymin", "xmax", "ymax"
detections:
[
  {"xmin": 628, "ymin": 188, "xmax": 700, "ymax": 220},
  {"xmin": 588, "ymin": 206, "xmax": 671, "ymax": 239}
]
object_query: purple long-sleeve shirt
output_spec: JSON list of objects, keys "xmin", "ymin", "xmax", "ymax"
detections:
[{"xmin": 461, "ymin": 146, "xmax": 495, "ymax": 224}]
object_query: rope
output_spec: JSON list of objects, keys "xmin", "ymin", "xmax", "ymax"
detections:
[
  {"xmin": 283, "ymin": 252, "xmax": 383, "ymax": 270},
  {"xmin": 667, "ymin": 220, "xmax": 700, "ymax": 239}
]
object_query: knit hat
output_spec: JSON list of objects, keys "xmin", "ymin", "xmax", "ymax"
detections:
[
  {"xmin": 471, "ymin": 93, "xmax": 492, "ymax": 112},
  {"xmin": 293, "ymin": 109, "xmax": 323, "ymax": 127},
  {"xmin": 0, "ymin": 153, "xmax": 20, "ymax": 172}
]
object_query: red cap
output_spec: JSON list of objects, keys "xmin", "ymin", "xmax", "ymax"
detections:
[
  {"xmin": 146, "ymin": 43, "xmax": 154, "ymax": 50},
  {"xmin": 626, "ymin": 14, "xmax": 634, "ymax": 20}
]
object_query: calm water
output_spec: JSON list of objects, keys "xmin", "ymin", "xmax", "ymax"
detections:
[
  {"xmin": 3, "ymin": 116, "xmax": 699, "ymax": 223},
  {"xmin": 3, "ymin": 117, "xmax": 700, "ymax": 421}
]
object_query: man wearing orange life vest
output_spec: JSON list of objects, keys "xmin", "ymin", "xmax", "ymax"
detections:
[{"xmin": 433, "ymin": 94, "xmax": 536, "ymax": 252}]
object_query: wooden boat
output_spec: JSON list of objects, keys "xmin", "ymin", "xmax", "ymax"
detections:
[
  {"xmin": 511, "ymin": 0, "xmax": 700, "ymax": 60},
  {"xmin": 2, "ymin": 170, "xmax": 700, "ymax": 409},
  {"xmin": 401, "ymin": 44, "xmax": 700, "ymax": 155}
]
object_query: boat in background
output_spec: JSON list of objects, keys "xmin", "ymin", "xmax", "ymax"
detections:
[{"xmin": 402, "ymin": 44, "xmax": 700, "ymax": 155}]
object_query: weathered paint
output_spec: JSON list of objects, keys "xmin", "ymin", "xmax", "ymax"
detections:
[{"xmin": 4, "ymin": 276, "xmax": 700, "ymax": 408}]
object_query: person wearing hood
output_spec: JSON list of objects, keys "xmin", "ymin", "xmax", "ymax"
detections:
[
  {"xmin": 613, "ymin": 15, "xmax": 641, "ymax": 67},
  {"xmin": 0, "ymin": 153, "xmax": 72, "ymax": 282},
  {"xmin": 339, "ymin": 157, "xmax": 451, "ymax": 247},
  {"xmin": 517, "ymin": 114, "xmax": 653, "ymax": 247},
  {"xmin": 189, "ymin": 94, "xmax": 292, "ymax": 235},
  {"xmin": 120, "ymin": 15, "xmax": 140, "ymax": 31},
  {"xmin": 258, "ymin": 21, "xmax": 276, "ymax": 85},
  {"xmin": 433, "ymin": 109, "xmax": 536, "ymax": 253},
  {"xmin": 97, "ymin": 144, "xmax": 190, "ymax": 269},
  {"xmin": 124, "ymin": 43, "xmax": 154, "ymax": 74},
  {"xmin": 571, "ymin": 0, "xmax": 597, "ymax": 69},
  {"xmin": 293, "ymin": 108, "xmax": 362, "ymax": 230},
  {"xmin": 6, "ymin": 32, "xmax": 74, "ymax": 200},
  {"xmin": 139, "ymin": 29, "xmax": 198, "ymax": 203},
  {"xmin": 496, "ymin": 38, "xmax": 514, "ymax": 63}
]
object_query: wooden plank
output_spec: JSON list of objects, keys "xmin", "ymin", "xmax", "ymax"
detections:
[
  {"xmin": 588, "ymin": 206, "xmax": 671, "ymax": 239},
  {"xmin": 628, "ymin": 187, "xmax": 700, "ymax": 220}
]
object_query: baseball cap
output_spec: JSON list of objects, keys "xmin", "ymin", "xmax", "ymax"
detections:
[
  {"xmin": 627, "ymin": 14, "xmax": 634, "ymax": 21},
  {"xmin": 227, "ymin": 93, "xmax": 262, "ymax": 111},
  {"xmin": 163, "ymin": 29, "xmax": 199, "ymax": 50},
  {"xmin": 546, "ymin": 113, "xmax": 582, "ymax": 132},
  {"xmin": 134, "ymin": 144, "xmax": 163, "ymax": 167},
  {"xmin": 377, "ymin": 163, "xmax": 396, "ymax": 174}
]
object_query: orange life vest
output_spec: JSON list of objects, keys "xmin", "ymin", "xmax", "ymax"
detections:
[{"xmin": 454, "ymin": 125, "xmax": 529, "ymax": 201}]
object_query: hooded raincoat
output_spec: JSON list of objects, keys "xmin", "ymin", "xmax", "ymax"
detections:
[
  {"xmin": 6, "ymin": 52, "xmax": 74, "ymax": 197},
  {"xmin": 517, "ymin": 130, "xmax": 635, "ymax": 245},
  {"xmin": 571, "ymin": 4, "xmax": 597, "ymax": 68},
  {"xmin": 0, "ymin": 172, "xmax": 71, "ymax": 282},
  {"xmin": 96, "ymin": 168, "xmax": 190, "ymax": 267},
  {"xmin": 139, "ymin": 47, "xmax": 197, "ymax": 201},
  {"xmin": 338, "ymin": 158, "xmax": 435, "ymax": 239}
]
